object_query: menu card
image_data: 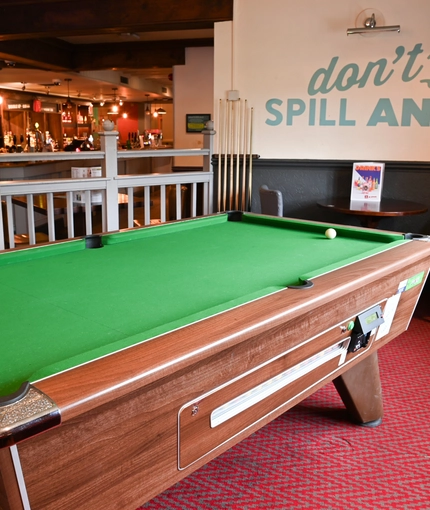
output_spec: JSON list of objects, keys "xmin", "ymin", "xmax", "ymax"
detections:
[{"xmin": 350, "ymin": 162, "xmax": 384, "ymax": 202}]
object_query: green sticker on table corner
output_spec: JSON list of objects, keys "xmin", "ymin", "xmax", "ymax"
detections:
[{"xmin": 405, "ymin": 271, "xmax": 425, "ymax": 291}]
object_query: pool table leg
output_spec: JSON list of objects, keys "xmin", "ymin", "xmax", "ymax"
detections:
[
  {"xmin": 333, "ymin": 352, "xmax": 383, "ymax": 426},
  {"xmin": 0, "ymin": 447, "xmax": 24, "ymax": 510}
]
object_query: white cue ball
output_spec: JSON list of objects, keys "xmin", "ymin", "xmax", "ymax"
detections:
[{"xmin": 325, "ymin": 228, "xmax": 337, "ymax": 239}]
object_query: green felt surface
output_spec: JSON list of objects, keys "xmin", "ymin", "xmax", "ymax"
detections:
[{"xmin": 0, "ymin": 213, "xmax": 405, "ymax": 397}]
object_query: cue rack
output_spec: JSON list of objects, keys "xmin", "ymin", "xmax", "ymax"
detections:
[{"xmin": 216, "ymin": 98, "xmax": 254, "ymax": 213}]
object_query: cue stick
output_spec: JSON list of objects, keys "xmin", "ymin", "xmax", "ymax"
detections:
[
  {"xmin": 223, "ymin": 99, "xmax": 229, "ymax": 211},
  {"xmin": 241, "ymin": 100, "xmax": 248, "ymax": 211},
  {"xmin": 229, "ymin": 99, "xmax": 235, "ymax": 209},
  {"xmin": 217, "ymin": 99, "xmax": 222, "ymax": 212},
  {"xmin": 248, "ymin": 107, "xmax": 254, "ymax": 211},
  {"xmin": 235, "ymin": 98, "xmax": 241, "ymax": 209}
]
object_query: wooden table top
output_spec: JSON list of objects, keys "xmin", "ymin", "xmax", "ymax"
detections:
[
  {"xmin": 317, "ymin": 197, "xmax": 428, "ymax": 228},
  {"xmin": 318, "ymin": 198, "xmax": 428, "ymax": 218}
]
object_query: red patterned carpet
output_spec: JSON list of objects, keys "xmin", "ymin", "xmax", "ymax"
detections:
[{"xmin": 139, "ymin": 307, "xmax": 430, "ymax": 510}]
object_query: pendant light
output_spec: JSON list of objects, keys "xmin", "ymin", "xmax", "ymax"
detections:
[
  {"xmin": 108, "ymin": 87, "xmax": 120, "ymax": 115},
  {"xmin": 65, "ymin": 78, "xmax": 74, "ymax": 109},
  {"xmin": 152, "ymin": 103, "xmax": 167, "ymax": 117},
  {"xmin": 145, "ymin": 94, "xmax": 151, "ymax": 115}
]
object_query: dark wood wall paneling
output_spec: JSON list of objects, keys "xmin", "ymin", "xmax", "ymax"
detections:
[{"xmin": 213, "ymin": 159, "xmax": 430, "ymax": 234}]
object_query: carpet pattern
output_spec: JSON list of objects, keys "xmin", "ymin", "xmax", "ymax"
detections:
[{"xmin": 138, "ymin": 317, "xmax": 430, "ymax": 510}]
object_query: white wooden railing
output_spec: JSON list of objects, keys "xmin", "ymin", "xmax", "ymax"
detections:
[{"xmin": 0, "ymin": 128, "xmax": 215, "ymax": 250}]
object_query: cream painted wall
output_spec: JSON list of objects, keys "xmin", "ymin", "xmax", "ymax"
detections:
[
  {"xmin": 173, "ymin": 47, "xmax": 214, "ymax": 167},
  {"xmin": 214, "ymin": 0, "xmax": 430, "ymax": 161}
]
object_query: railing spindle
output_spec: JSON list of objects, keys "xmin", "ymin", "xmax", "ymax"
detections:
[
  {"xmin": 26, "ymin": 194, "xmax": 36, "ymax": 245},
  {"xmin": 46, "ymin": 192, "xmax": 55, "ymax": 242}
]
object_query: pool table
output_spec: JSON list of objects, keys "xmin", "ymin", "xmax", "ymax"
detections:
[{"xmin": 1, "ymin": 212, "xmax": 429, "ymax": 510}]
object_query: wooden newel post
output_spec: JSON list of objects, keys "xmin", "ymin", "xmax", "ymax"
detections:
[{"xmin": 99, "ymin": 127, "xmax": 119, "ymax": 232}]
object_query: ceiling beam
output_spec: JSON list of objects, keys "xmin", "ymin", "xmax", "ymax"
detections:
[
  {"xmin": 0, "ymin": 0, "xmax": 233, "ymax": 40},
  {"xmin": 0, "ymin": 39, "xmax": 73, "ymax": 71},
  {"xmin": 0, "ymin": 38, "xmax": 214, "ymax": 72},
  {"xmin": 72, "ymin": 39, "xmax": 214, "ymax": 71}
]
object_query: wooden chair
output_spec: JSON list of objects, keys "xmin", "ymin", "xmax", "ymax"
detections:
[{"xmin": 259, "ymin": 185, "xmax": 283, "ymax": 217}]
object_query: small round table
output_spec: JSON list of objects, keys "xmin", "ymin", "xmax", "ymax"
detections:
[{"xmin": 317, "ymin": 198, "xmax": 428, "ymax": 229}]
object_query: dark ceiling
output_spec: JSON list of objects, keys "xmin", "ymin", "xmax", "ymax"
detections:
[{"xmin": 0, "ymin": 0, "xmax": 233, "ymax": 102}]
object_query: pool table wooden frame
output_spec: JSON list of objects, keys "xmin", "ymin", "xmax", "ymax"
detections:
[{"xmin": 1, "ymin": 218, "xmax": 430, "ymax": 510}]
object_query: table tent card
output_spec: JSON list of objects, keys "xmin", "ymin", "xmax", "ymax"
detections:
[{"xmin": 350, "ymin": 162, "xmax": 385, "ymax": 202}]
